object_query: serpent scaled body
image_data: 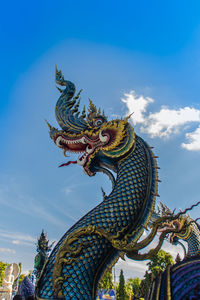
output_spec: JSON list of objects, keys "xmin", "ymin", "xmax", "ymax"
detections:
[{"xmin": 36, "ymin": 68, "xmax": 159, "ymax": 299}]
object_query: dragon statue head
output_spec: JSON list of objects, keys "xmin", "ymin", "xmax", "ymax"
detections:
[
  {"xmin": 155, "ymin": 203, "xmax": 192, "ymax": 245},
  {"xmin": 46, "ymin": 67, "xmax": 135, "ymax": 177}
]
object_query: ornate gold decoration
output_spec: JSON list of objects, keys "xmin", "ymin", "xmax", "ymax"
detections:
[
  {"xmin": 53, "ymin": 225, "xmax": 96, "ymax": 297},
  {"xmin": 52, "ymin": 205, "xmax": 191, "ymax": 298},
  {"xmin": 155, "ymin": 273, "xmax": 162, "ymax": 300},
  {"xmin": 166, "ymin": 265, "xmax": 171, "ymax": 299},
  {"xmin": 172, "ymin": 258, "xmax": 200, "ymax": 271}
]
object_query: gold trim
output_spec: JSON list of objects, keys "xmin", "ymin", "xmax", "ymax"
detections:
[
  {"xmin": 166, "ymin": 265, "xmax": 171, "ymax": 299},
  {"xmin": 52, "ymin": 225, "xmax": 96, "ymax": 297},
  {"xmin": 46, "ymin": 118, "xmax": 159, "ymax": 297},
  {"xmin": 52, "ymin": 224, "xmax": 126, "ymax": 297},
  {"xmin": 176, "ymin": 225, "xmax": 192, "ymax": 240},
  {"xmin": 149, "ymin": 280, "xmax": 155, "ymax": 300},
  {"xmin": 172, "ymin": 258, "xmax": 200, "ymax": 272},
  {"xmin": 156, "ymin": 274, "xmax": 162, "ymax": 300}
]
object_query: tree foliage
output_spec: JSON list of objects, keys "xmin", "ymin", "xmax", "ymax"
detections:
[
  {"xmin": 0, "ymin": 261, "xmax": 9, "ymax": 286},
  {"xmin": 117, "ymin": 269, "xmax": 126, "ymax": 300},
  {"xmin": 98, "ymin": 267, "xmax": 144, "ymax": 299},
  {"xmin": 98, "ymin": 269, "xmax": 114, "ymax": 290},
  {"xmin": 140, "ymin": 271, "xmax": 153, "ymax": 297},
  {"xmin": 126, "ymin": 277, "xmax": 141, "ymax": 297},
  {"xmin": 18, "ymin": 273, "xmax": 27, "ymax": 285},
  {"xmin": 140, "ymin": 250, "xmax": 174, "ymax": 297},
  {"xmin": 147, "ymin": 249, "xmax": 174, "ymax": 276}
]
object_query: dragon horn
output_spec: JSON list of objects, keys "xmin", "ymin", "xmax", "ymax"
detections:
[
  {"xmin": 125, "ymin": 112, "xmax": 134, "ymax": 122},
  {"xmin": 55, "ymin": 64, "xmax": 58, "ymax": 74},
  {"xmin": 45, "ymin": 120, "xmax": 54, "ymax": 131}
]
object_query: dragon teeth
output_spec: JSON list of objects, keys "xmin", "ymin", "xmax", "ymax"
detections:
[
  {"xmin": 56, "ymin": 136, "xmax": 62, "ymax": 146},
  {"xmin": 77, "ymin": 155, "xmax": 86, "ymax": 166},
  {"xmin": 77, "ymin": 151, "xmax": 88, "ymax": 166},
  {"xmin": 86, "ymin": 145, "xmax": 93, "ymax": 154},
  {"xmin": 80, "ymin": 137, "xmax": 87, "ymax": 144},
  {"xmin": 56, "ymin": 136, "xmax": 87, "ymax": 145}
]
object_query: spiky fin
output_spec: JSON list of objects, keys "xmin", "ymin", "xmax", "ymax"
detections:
[
  {"xmin": 87, "ymin": 99, "xmax": 99, "ymax": 122},
  {"xmin": 81, "ymin": 105, "xmax": 86, "ymax": 118},
  {"xmin": 159, "ymin": 201, "xmax": 172, "ymax": 216},
  {"xmin": 71, "ymin": 99, "xmax": 81, "ymax": 114},
  {"xmin": 101, "ymin": 187, "xmax": 106, "ymax": 200},
  {"xmin": 88, "ymin": 99, "xmax": 97, "ymax": 114},
  {"xmin": 55, "ymin": 65, "xmax": 66, "ymax": 85},
  {"xmin": 73, "ymin": 89, "xmax": 83, "ymax": 101},
  {"xmin": 45, "ymin": 120, "xmax": 54, "ymax": 131}
]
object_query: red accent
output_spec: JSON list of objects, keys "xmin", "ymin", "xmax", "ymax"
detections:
[{"xmin": 59, "ymin": 161, "xmax": 77, "ymax": 167}]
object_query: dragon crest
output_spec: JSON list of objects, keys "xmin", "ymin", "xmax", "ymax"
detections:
[{"xmin": 46, "ymin": 67, "xmax": 135, "ymax": 178}]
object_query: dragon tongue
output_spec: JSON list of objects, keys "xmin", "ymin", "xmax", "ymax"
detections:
[{"xmin": 59, "ymin": 161, "xmax": 77, "ymax": 168}]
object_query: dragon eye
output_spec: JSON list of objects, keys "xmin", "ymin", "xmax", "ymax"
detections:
[{"xmin": 94, "ymin": 118, "xmax": 103, "ymax": 126}]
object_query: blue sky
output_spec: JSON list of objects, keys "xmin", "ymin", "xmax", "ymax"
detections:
[{"xmin": 1, "ymin": 1, "xmax": 200, "ymax": 279}]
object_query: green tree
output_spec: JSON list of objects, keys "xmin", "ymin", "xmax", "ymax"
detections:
[
  {"xmin": 147, "ymin": 249, "xmax": 174, "ymax": 276},
  {"xmin": 117, "ymin": 269, "xmax": 126, "ymax": 300},
  {"xmin": 98, "ymin": 269, "xmax": 114, "ymax": 290},
  {"xmin": 140, "ymin": 271, "xmax": 153, "ymax": 297},
  {"xmin": 126, "ymin": 277, "xmax": 141, "ymax": 297},
  {"xmin": 18, "ymin": 273, "xmax": 27, "ymax": 285},
  {"xmin": 140, "ymin": 250, "xmax": 174, "ymax": 297},
  {"xmin": 0, "ymin": 261, "xmax": 9, "ymax": 286}
]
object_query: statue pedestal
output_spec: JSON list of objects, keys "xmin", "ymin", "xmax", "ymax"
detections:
[
  {"xmin": 0, "ymin": 263, "xmax": 20, "ymax": 300},
  {"xmin": 0, "ymin": 288, "xmax": 12, "ymax": 300}
]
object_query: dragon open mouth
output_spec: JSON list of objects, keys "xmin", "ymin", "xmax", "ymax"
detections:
[
  {"xmin": 47, "ymin": 68, "xmax": 136, "ymax": 177},
  {"xmin": 157, "ymin": 219, "xmax": 187, "ymax": 243},
  {"xmin": 54, "ymin": 131, "xmax": 110, "ymax": 173}
]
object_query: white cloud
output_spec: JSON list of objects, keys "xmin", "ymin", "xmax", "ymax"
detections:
[
  {"xmin": 12, "ymin": 240, "xmax": 34, "ymax": 246},
  {"xmin": 114, "ymin": 257, "xmax": 148, "ymax": 279},
  {"xmin": 145, "ymin": 107, "xmax": 200, "ymax": 138},
  {"xmin": 114, "ymin": 236, "xmax": 185, "ymax": 280},
  {"xmin": 181, "ymin": 126, "xmax": 200, "ymax": 150},
  {"xmin": 122, "ymin": 91, "xmax": 200, "ymax": 150},
  {"xmin": 0, "ymin": 248, "xmax": 16, "ymax": 254},
  {"xmin": 12, "ymin": 240, "xmax": 20, "ymax": 245},
  {"xmin": 142, "ymin": 235, "xmax": 186, "ymax": 260},
  {"xmin": 162, "ymin": 240, "xmax": 185, "ymax": 260},
  {"xmin": 0, "ymin": 229, "xmax": 35, "ymax": 246},
  {"xmin": 121, "ymin": 91, "xmax": 154, "ymax": 124}
]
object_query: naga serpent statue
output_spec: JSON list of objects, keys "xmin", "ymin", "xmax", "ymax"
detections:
[
  {"xmin": 34, "ymin": 230, "xmax": 55, "ymax": 281},
  {"xmin": 36, "ymin": 67, "xmax": 160, "ymax": 299},
  {"xmin": 146, "ymin": 203, "xmax": 200, "ymax": 300}
]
